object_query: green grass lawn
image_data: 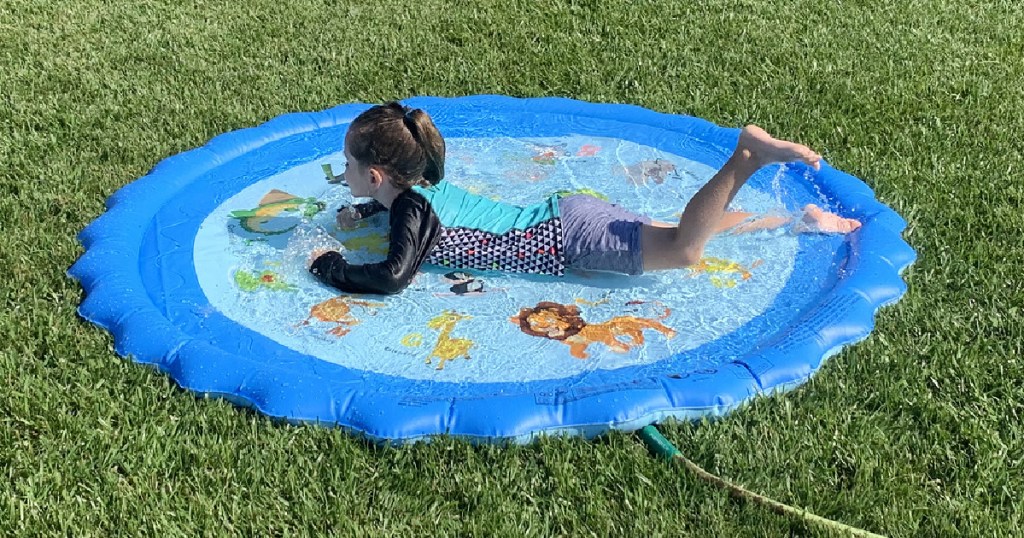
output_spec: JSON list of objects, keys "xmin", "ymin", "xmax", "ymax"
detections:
[{"xmin": 2, "ymin": 0, "xmax": 1022, "ymax": 535}]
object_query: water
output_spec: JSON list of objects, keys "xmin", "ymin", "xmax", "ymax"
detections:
[
  {"xmin": 281, "ymin": 224, "xmax": 345, "ymax": 281},
  {"xmin": 191, "ymin": 135, "xmax": 834, "ymax": 384}
]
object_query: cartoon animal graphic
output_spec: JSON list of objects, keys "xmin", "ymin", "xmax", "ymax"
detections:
[
  {"xmin": 504, "ymin": 166, "xmax": 550, "ymax": 183},
  {"xmin": 340, "ymin": 231, "xmax": 389, "ymax": 255},
  {"xmin": 531, "ymin": 143, "xmax": 568, "ymax": 165},
  {"xmin": 510, "ymin": 301, "xmax": 676, "ymax": 359},
  {"xmin": 300, "ymin": 296, "xmax": 386, "ymax": 337},
  {"xmin": 688, "ymin": 257, "xmax": 764, "ymax": 288},
  {"xmin": 322, "ymin": 163, "xmax": 345, "ymax": 184},
  {"xmin": 575, "ymin": 296, "xmax": 611, "ymax": 307},
  {"xmin": 234, "ymin": 269, "xmax": 296, "ymax": 292},
  {"xmin": 423, "ymin": 311, "xmax": 474, "ymax": 370},
  {"xmin": 229, "ymin": 189, "xmax": 325, "ymax": 235},
  {"xmin": 622, "ymin": 159, "xmax": 678, "ymax": 186},
  {"xmin": 433, "ymin": 271, "xmax": 506, "ymax": 297},
  {"xmin": 551, "ymin": 188, "xmax": 610, "ymax": 201}
]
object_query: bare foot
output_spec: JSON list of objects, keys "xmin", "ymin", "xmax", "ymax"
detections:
[
  {"xmin": 792, "ymin": 204, "xmax": 862, "ymax": 234},
  {"xmin": 738, "ymin": 125, "xmax": 821, "ymax": 170}
]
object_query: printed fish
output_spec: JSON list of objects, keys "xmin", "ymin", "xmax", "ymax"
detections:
[
  {"xmin": 531, "ymin": 144, "xmax": 567, "ymax": 165},
  {"xmin": 229, "ymin": 190, "xmax": 325, "ymax": 235},
  {"xmin": 551, "ymin": 188, "xmax": 610, "ymax": 201},
  {"xmin": 688, "ymin": 257, "xmax": 764, "ymax": 288},
  {"xmin": 234, "ymin": 269, "xmax": 296, "ymax": 292},
  {"xmin": 623, "ymin": 159, "xmax": 677, "ymax": 185}
]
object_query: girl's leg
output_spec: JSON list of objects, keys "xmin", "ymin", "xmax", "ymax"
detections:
[
  {"xmin": 642, "ymin": 125, "xmax": 823, "ymax": 271},
  {"xmin": 649, "ymin": 211, "xmax": 791, "ymax": 233},
  {"xmin": 650, "ymin": 206, "xmax": 862, "ymax": 236}
]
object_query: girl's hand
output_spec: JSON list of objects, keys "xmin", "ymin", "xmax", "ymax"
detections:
[
  {"xmin": 336, "ymin": 206, "xmax": 361, "ymax": 229},
  {"xmin": 307, "ymin": 248, "xmax": 335, "ymax": 270}
]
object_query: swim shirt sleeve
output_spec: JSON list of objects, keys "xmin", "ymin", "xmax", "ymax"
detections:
[
  {"xmin": 351, "ymin": 200, "xmax": 387, "ymax": 218},
  {"xmin": 309, "ymin": 191, "xmax": 441, "ymax": 295}
]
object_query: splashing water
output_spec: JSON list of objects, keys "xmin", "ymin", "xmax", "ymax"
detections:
[
  {"xmin": 770, "ymin": 165, "xmax": 790, "ymax": 209},
  {"xmin": 768, "ymin": 164, "xmax": 835, "ymax": 216},
  {"xmin": 803, "ymin": 167, "xmax": 834, "ymax": 212},
  {"xmin": 281, "ymin": 224, "xmax": 345, "ymax": 283}
]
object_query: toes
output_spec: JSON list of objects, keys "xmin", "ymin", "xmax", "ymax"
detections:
[
  {"xmin": 802, "ymin": 204, "xmax": 823, "ymax": 216},
  {"xmin": 798, "ymin": 149, "xmax": 821, "ymax": 169},
  {"xmin": 827, "ymin": 217, "xmax": 862, "ymax": 234},
  {"xmin": 795, "ymin": 207, "xmax": 862, "ymax": 234}
]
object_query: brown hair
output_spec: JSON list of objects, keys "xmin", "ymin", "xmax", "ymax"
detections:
[{"xmin": 346, "ymin": 102, "xmax": 445, "ymax": 189}]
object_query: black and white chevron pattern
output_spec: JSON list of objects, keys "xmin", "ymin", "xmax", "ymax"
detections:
[{"xmin": 426, "ymin": 219, "xmax": 565, "ymax": 276}]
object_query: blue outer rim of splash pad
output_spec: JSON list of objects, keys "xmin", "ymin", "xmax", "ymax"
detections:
[{"xmin": 69, "ymin": 95, "xmax": 916, "ymax": 444}]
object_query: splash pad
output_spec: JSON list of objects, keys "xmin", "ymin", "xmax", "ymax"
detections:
[{"xmin": 70, "ymin": 96, "xmax": 914, "ymax": 443}]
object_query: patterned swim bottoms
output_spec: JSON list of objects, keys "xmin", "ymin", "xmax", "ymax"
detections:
[{"xmin": 558, "ymin": 194, "xmax": 652, "ymax": 275}]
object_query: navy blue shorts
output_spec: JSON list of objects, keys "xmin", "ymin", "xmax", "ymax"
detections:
[{"xmin": 558, "ymin": 195, "xmax": 652, "ymax": 275}]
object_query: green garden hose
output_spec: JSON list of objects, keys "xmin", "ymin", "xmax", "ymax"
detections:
[{"xmin": 638, "ymin": 425, "xmax": 886, "ymax": 538}]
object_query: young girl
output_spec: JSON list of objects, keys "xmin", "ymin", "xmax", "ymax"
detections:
[{"xmin": 308, "ymin": 102, "xmax": 860, "ymax": 294}]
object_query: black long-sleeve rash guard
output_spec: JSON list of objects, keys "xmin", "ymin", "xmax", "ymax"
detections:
[{"xmin": 308, "ymin": 190, "xmax": 441, "ymax": 295}]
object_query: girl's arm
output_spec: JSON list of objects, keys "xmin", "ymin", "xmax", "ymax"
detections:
[
  {"xmin": 337, "ymin": 200, "xmax": 388, "ymax": 229},
  {"xmin": 350, "ymin": 200, "xmax": 388, "ymax": 218},
  {"xmin": 311, "ymin": 192, "xmax": 441, "ymax": 294}
]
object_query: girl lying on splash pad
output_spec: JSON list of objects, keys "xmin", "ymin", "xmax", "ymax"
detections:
[{"xmin": 307, "ymin": 102, "xmax": 860, "ymax": 294}]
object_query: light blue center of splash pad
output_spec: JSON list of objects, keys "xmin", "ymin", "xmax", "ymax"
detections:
[
  {"xmin": 195, "ymin": 136, "xmax": 803, "ymax": 383},
  {"xmin": 70, "ymin": 96, "xmax": 915, "ymax": 443}
]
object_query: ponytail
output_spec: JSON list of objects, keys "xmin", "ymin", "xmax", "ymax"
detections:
[{"xmin": 402, "ymin": 108, "xmax": 445, "ymax": 186}]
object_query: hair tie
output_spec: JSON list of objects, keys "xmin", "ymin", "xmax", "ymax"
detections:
[{"xmin": 401, "ymin": 107, "xmax": 420, "ymax": 140}]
